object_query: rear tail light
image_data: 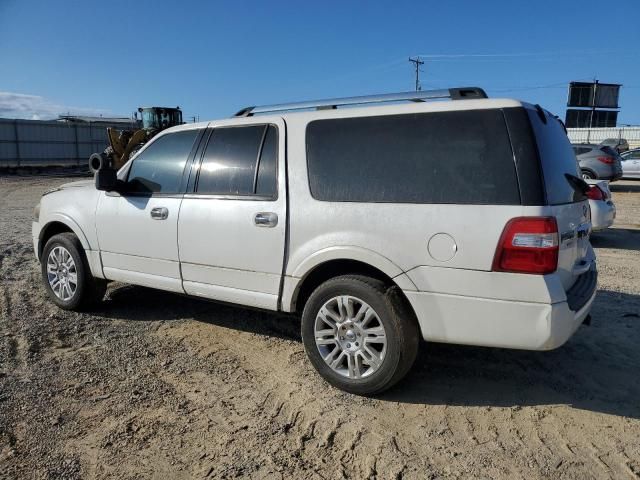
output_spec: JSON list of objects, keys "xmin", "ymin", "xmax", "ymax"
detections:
[
  {"xmin": 597, "ymin": 156, "xmax": 614, "ymax": 164},
  {"xmin": 492, "ymin": 217, "xmax": 559, "ymax": 275},
  {"xmin": 586, "ymin": 185, "xmax": 606, "ymax": 201}
]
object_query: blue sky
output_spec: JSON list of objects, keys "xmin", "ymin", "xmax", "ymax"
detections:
[{"xmin": 1, "ymin": 0, "xmax": 639, "ymax": 123}]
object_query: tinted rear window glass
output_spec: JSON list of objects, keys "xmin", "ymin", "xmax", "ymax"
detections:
[
  {"xmin": 306, "ymin": 110, "xmax": 520, "ymax": 204},
  {"xmin": 600, "ymin": 146, "xmax": 618, "ymax": 157},
  {"xmin": 197, "ymin": 126, "xmax": 265, "ymax": 195},
  {"xmin": 526, "ymin": 109, "xmax": 585, "ymax": 205},
  {"xmin": 573, "ymin": 147, "xmax": 590, "ymax": 156},
  {"xmin": 255, "ymin": 125, "xmax": 278, "ymax": 197}
]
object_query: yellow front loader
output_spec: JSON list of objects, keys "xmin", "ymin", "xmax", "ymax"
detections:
[{"xmin": 89, "ymin": 106, "xmax": 183, "ymax": 173}]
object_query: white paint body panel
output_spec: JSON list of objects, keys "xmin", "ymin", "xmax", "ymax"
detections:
[
  {"xmin": 178, "ymin": 117, "xmax": 287, "ymax": 310},
  {"xmin": 406, "ymin": 286, "xmax": 595, "ymax": 350},
  {"xmin": 95, "ymin": 193, "xmax": 183, "ymax": 291},
  {"xmin": 31, "ymin": 180, "xmax": 105, "ymax": 279}
]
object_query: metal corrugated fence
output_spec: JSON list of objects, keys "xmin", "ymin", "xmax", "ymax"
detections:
[
  {"xmin": 0, "ymin": 118, "xmax": 138, "ymax": 167},
  {"xmin": 567, "ymin": 127, "xmax": 640, "ymax": 149},
  {"xmin": 3, "ymin": 118, "xmax": 639, "ymax": 168}
]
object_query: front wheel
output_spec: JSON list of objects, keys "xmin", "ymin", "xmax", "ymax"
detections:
[
  {"xmin": 41, "ymin": 233, "xmax": 106, "ymax": 311},
  {"xmin": 301, "ymin": 275, "xmax": 419, "ymax": 395}
]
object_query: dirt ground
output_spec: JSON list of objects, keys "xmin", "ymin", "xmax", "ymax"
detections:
[{"xmin": 0, "ymin": 175, "xmax": 639, "ymax": 480}]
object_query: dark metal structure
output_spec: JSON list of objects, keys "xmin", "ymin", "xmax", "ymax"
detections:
[{"xmin": 565, "ymin": 81, "xmax": 621, "ymax": 128}]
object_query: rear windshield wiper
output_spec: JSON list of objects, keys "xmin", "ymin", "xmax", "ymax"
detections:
[{"xmin": 565, "ymin": 173, "xmax": 589, "ymax": 196}]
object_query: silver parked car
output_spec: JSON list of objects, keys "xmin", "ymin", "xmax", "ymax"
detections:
[
  {"xmin": 599, "ymin": 138, "xmax": 629, "ymax": 154},
  {"xmin": 572, "ymin": 143, "xmax": 623, "ymax": 181},
  {"xmin": 620, "ymin": 148, "xmax": 640, "ymax": 179}
]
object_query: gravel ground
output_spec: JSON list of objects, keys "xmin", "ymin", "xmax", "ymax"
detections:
[{"xmin": 1, "ymin": 175, "xmax": 639, "ymax": 480}]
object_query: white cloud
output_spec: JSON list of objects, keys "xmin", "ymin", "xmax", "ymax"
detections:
[{"xmin": 0, "ymin": 91, "xmax": 111, "ymax": 120}]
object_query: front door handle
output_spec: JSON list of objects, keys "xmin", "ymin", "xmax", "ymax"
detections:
[
  {"xmin": 254, "ymin": 212, "xmax": 278, "ymax": 228},
  {"xmin": 150, "ymin": 207, "xmax": 169, "ymax": 220}
]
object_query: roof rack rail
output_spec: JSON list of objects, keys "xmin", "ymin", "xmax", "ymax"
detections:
[{"xmin": 233, "ymin": 87, "xmax": 487, "ymax": 117}]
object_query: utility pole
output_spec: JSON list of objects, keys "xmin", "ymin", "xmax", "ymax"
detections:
[
  {"xmin": 589, "ymin": 78, "xmax": 599, "ymax": 129},
  {"xmin": 409, "ymin": 56, "xmax": 425, "ymax": 91}
]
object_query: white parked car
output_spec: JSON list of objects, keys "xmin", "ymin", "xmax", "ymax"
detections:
[
  {"xmin": 32, "ymin": 88, "xmax": 597, "ymax": 394},
  {"xmin": 586, "ymin": 179, "xmax": 615, "ymax": 231},
  {"xmin": 620, "ymin": 148, "xmax": 640, "ymax": 179}
]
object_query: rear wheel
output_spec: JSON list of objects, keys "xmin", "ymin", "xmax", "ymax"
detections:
[
  {"xmin": 41, "ymin": 233, "xmax": 106, "ymax": 311},
  {"xmin": 581, "ymin": 169, "xmax": 596, "ymax": 180},
  {"xmin": 301, "ymin": 275, "xmax": 419, "ymax": 395}
]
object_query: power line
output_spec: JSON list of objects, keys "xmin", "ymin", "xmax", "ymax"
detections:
[
  {"xmin": 414, "ymin": 49, "xmax": 636, "ymax": 59},
  {"xmin": 408, "ymin": 56, "xmax": 425, "ymax": 91}
]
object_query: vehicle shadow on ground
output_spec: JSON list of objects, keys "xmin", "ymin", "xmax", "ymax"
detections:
[
  {"xmin": 98, "ymin": 283, "xmax": 302, "ymax": 342},
  {"xmin": 98, "ymin": 285, "xmax": 639, "ymax": 419},
  {"xmin": 610, "ymin": 182, "xmax": 640, "ymax": 193},
  {"xmin": 383, "ymin": 289, "xmax": 640, "ymax": 419},
  {"xmin": 590, "ymin": 227, "xmax": 640, "ymax": 250}
]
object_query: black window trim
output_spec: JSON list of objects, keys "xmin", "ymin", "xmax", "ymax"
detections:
[
  {"xmin": 116, "ymin": 128, "xmax": 205, "ymax": 198},
  {"xmin": 189, "ymin": 123, "xmax": 279, "ymax": 201}
]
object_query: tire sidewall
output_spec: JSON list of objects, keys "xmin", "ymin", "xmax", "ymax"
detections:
[
  {"xmin": 301, "ymin": 277, "xmax": 404, "ymax": 395},
  {"xmin": 41, "ymin": 234, "xmax": 88, "ymax": 310}
]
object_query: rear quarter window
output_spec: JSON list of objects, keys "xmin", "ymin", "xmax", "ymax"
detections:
[
  {"xmin": 306, "ymin": 109, "xmax": 520, "ymax": 204},
  {"xmin": 526, "ymin": 109, "xmax": 585, "ymax": 205}
]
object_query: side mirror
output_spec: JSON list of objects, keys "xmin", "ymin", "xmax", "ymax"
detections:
[{"xmin": 95, "ymin": 167, "xmax": 119, "ymax": 192}]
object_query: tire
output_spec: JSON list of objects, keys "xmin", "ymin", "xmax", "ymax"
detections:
[
  {"xmin": 41, "ymin": 233, "xmax": 106, "ymax": 311},
  {"xmin": 581, "ymin": 170, "xmax": 596, "ymax": 180},
  {"xmin": 301, "ymin": 275, "xmax": 419, "ymax": 395},
  {"xmin": 88, "ymin": 153, "xmax": 105, "ymax": 174}
]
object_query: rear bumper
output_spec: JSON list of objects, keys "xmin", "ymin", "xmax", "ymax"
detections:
[
  {"xmin": 590, "ymin": 200, "xmax": 616, "ymax": 231},
  {"xmin": 404, "ymin": 268, "xmax": 597, "ymax": 351}
]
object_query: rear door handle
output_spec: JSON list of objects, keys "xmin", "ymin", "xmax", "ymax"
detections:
[
  {"xmin": 254, "ymin": 212, "xmax": 278, "ymax": 228},
  {"xmin": 150, "ymin": 207, "xmax": 169, "ymax": 220}
]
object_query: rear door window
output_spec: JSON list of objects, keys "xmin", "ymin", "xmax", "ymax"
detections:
[
  {"xmin": 306, "ymin": 109, "xmax": 520, "ymax": 204},
  {"xmin": 526, "ymin": 109, "xmax": 585, "ymax": 205},
  {"xmin": 196, "ymin": 125, "xmax": 277, "ymax": 197}
]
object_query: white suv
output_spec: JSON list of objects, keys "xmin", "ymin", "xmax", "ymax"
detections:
[{"xmin": 32, "ymin": 88, "xmax": 597, "ymax": 394}]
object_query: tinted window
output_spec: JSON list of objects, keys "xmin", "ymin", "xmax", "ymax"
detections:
[
  {"xmin": 197, "ymin": 126, "xmax": 265, "ymax": 195},
  {"xmin": 527, "ymin": 109, "xmax": 585, "ymax": 205},
  {"xmin": 600, "ymin": 146, "xmax": 619, "ymax": 157},
  {"xmin": 306, "ymin": 110, "xmax": 519, "ymax": 204},
  {"xmin": 573, "ymin": 147, "xmax": 590, "ymax": 156},
  {"xmin": 126, "ymin": 130, "xmax": 199, "ymax": 194},
  {"xmin": 255, "ymin": 125, "xmax": 278, "ymax": 197}
]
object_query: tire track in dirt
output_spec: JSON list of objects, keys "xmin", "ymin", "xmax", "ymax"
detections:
[{"xmin": 147, "ymin": 299, "xmax": 640, "ymax": 479}]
